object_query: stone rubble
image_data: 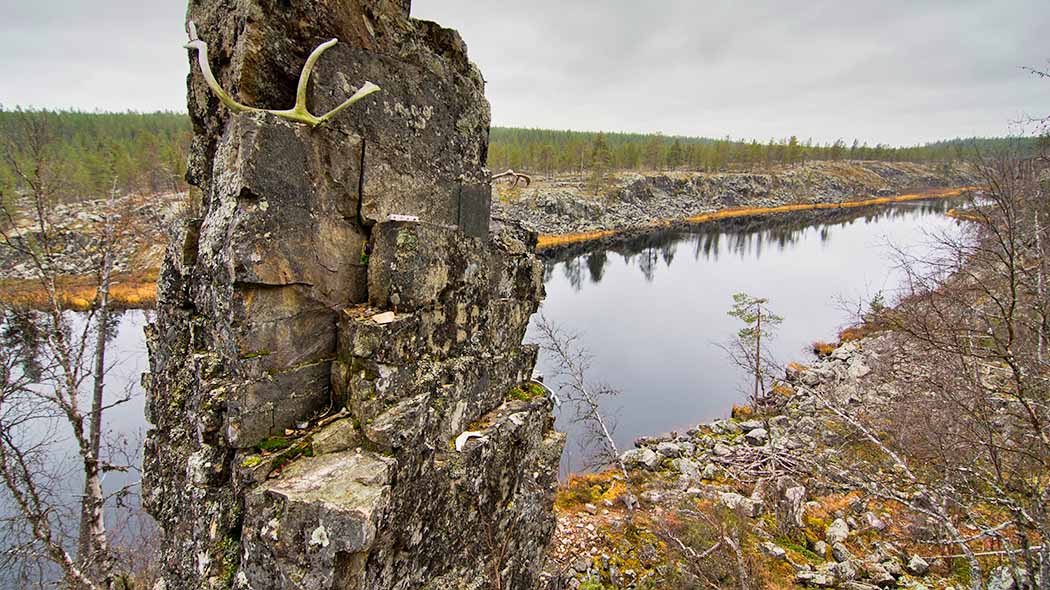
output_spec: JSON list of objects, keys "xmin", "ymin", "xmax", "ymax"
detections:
[
  {"xmin": 547, "ymin": 332, "xmax": 974, "ymax": 589},
  {"xmin": 494, "ymin": 161, "xmax": 980, "ymax": 238}
]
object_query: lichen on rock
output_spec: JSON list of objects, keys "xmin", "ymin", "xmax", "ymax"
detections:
[{"xmin": 143, "ymin": 2, "xmax": 563, "ymax": 588}]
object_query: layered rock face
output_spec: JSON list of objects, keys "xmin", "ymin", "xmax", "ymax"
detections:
[{"xmin": 142, "ymin": 2, "xmax": 563, "ymax": 588}]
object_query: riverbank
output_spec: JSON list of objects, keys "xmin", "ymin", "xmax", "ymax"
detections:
[
  {"xmin": 535, "ymin": 185, "xmax": 977, "ymax": 252},
  {"xmin": 539, "ymin": 168, "xmax": 1049, "ymax": 590},
  {"xmin": 541, "ymin": 332, "xmax": 1011, "ymax": 590},
  {"xmin": 492, "ymin": 160, "xmax": 980, "ymax": 249}
]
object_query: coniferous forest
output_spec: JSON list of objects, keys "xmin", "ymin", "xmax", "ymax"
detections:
[{"xmin": 0, "ymin": 108, "xmax": 1041, "ymax": 206}]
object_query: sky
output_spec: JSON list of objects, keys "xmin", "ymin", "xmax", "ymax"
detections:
[{"xmin": 0, "ymin": 0, "xmax": 1046, "ymax": 146}]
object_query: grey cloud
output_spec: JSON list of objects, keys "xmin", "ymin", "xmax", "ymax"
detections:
[{"xmin": 0, "ymin": 0, "xmax": 1045, "ymax": 144}]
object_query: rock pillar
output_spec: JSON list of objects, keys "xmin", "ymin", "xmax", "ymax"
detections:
[{"xmin": 143, "ymin": 2, "xmax": 563, "ymax": 588}]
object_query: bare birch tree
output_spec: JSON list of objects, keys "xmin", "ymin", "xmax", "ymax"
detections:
[
  {"xmin": 809, "ymin": 155, "xmax": 1050, "ymax": 590},
  {"xmin": 0, "ymin": 109, "xmax": 142, "ymax": 589},
  {"xmin": 534, "ymin": 315, "xmax": 636, "ymax": 513}
]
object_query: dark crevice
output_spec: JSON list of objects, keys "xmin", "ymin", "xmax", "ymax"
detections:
[{"xmin": 356, "ymin": 137, "xmax": 369, "ymax": 229}]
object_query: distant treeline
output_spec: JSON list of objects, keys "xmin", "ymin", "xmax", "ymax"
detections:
[
  {"xmin": 0, "ymin": 109, "xmax": 191, "ymax": 203},
  {"xmin": 1, "ymin": 109, "xmax": 1042, "ymax": 205},
  {"xmin": 488, "ymin": 127, "xmax": 1044, "ymax": 176}
]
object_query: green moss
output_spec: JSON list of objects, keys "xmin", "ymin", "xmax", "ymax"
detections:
[
  {"xmin": 217, "ymin": 534, "xmax": 240, "ymax": 586},
  {"xmin": 579, "ymin": 578, "xmax": 606, "ymax": 590},
  {"xmin": 256, "ymin": 436, "xmax": 292, "ymax": 453},
  {"xmin": 951, "ymin": 557, "xmax": 973, "ymax": 586},
  {"xmin": 507, "ymin": 382, "xmax": 546, "ymax": 402},
  {"xmin": 239, "ymin": 350, "xmax": 272, "ymax": 360},
  {"xmin": 776, "ymin": 537, "xmax": 820, "ymax": 563},
  {"xmin": 241, "ymin": 455, "xmax": 265, "ymax": 468}
]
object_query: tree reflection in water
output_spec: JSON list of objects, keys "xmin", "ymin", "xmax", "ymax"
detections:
[{"xmin": 542, "ymin": 198, "xmax": 956, "ymax": 289}]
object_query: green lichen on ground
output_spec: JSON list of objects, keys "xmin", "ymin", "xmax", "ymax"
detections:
[
  {"xmin": 507, "ymin": 382, "xmax": 545, "ymax": 402},
  {"xmin": 241, "ymin": 455, "xmax": 265, "ymax": 468},
  {"xmin": 256, "ymin": 436, "xmax": 292, "ymax": 453},
  {"xmin": 217, "ymin": 533, "xmax": 241, "ymax": 587}
]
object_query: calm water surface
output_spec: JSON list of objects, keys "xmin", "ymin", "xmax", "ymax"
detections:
[{"xmin": 528, "ymin": 199, "xmax": 964, "ymax": 473}]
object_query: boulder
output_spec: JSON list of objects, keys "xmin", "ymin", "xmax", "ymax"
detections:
[
  {"xmin": 622, "ymin": 448, "xmax": 660, "ymax": 470},
  {"xmin": 656, "ymin": 441, "xmax": 684, "ymax": 458},
  {"xmin": 905, "ymin": 555, "xmax": 929, "ymax": 576},
  {"xmin": 864, "ymin": 511, "xmax": 887, "ymax": 531},
  {"xmin": 701, "ymin": 462, "xmax": 718, "ymax": 480},
  {"xmin": 832, "ymin": 542, "xmax": 855, "ymax": 563},
  {"xmin": 719, "ymin": 492, "xmax": 763, "ymax": 517},
  {"xmin": 745, "ymin": 427, "xmax": 769, "ymax": 446},
  {"xmin": 673, "ymin": 458, "xmax": 700, "ymax": 481},
  {"xmin": 760, "ymin": 542, "xmax": 787, "ymax": 561},
  {"xmin": 826, "ymin": 518, "xmax": 850, "ymax": 544}
]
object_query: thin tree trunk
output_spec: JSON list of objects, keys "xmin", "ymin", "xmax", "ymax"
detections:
[
  {"xmin": 77, "ymin": 183, "xmax": 116, "ymax": 587},
  {"xmin": 754, "ymin": 305, "xmax": 762, "ymax": 403}
]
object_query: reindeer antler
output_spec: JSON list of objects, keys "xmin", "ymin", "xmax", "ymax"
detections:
[
  {"xmin": 184, "ymin": 21, "xmax": 381, "ymax": 127},
  {"xmin": 492, "ymin": 169, "xmax": 532, "ymax": 188}
]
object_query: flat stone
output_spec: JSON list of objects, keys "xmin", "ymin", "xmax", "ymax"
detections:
[
  {"xmin": 760, "ymin": 541, "xmax": 787, "ymax": 560},
  {"xmin": 311, "ymin": 417, "xmax": 361, "ymax": 455},
  {"xmin": 656, "ymin": 441, "xmax": 683, "ymax": 458},
  {"xmin": 906, "ymin": 554, "xmax": 929, "ymax": 576},
  {"xmin": 622, "ymin": 447, "xmax": 660, "ymax": 470},
  {"xmin": 826, "ymin": 518, "xmax": 850, "ymax": 544},
  {"xmin": 745, "ymin": 427, "xmax": 769, "ymax": 446},
  {"xmin": 719, "ymin": 492, "xmax": 763, "ymax": 517}
]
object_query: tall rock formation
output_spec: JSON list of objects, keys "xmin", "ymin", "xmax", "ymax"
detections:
[{"xmin": 142, "ymin": 2, "xmax": 564, "ymax": 588}]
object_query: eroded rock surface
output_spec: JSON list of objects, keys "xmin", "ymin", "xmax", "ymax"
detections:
[{"xmin": 143, "ymin": 2, "xmax": 563, "ymax": 588}]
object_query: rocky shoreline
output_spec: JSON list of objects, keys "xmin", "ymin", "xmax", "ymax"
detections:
[
  {"xmin": 542, "ymin": 332, "xmax": 1017, "ymax": 590},
  {"xmin": 494, "ymin": 161, "xmax": 980, "ymax": 239}
]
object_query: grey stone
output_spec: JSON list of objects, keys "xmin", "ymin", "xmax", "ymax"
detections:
[
  {"xmin": 738, "ymin": 420, "xmax": 764, "ymax": 432},
  {"xmin": 719, "ymin": 492, "xmax": 763, "ymax": 517},
  {"xmin": 826, "ymin": 518, "xmax": 850, "ymax": 544},
  {"xmin": 657, "ymin": 441, "xmax": 684, "ymax": 458},
  {"xmin": 701, "ymin": 462, "xmax": 718, "ymax": 480},
  {"xmin": 862, "ymin": 562, "xmax": 897, "ymax": 587},
  {"xmin": 745, "ymin": 427, "xmax": 769, "ymax": 446},
  {"xmin": 673, "ymin": 457, "xmax": 700, "ymax": 480},
  {"xmin": 906, "ymin": 555, "xmax": 929, "ymax": 576},
  {"xmin": 760, "ymin": 541, "xmax": 787, "ymax": 560},
  {"xmin": 796, "ymin": 571, "xmax": 836, "ymax": 587},
  {"xmin": 713, "ymin": 442, "xmax": 733, "ymax": 457},
  {"xmin": 832, "ymin": 542, "xmax": 855, "ymax": 563},
  {"xmin": 456, "ymin": 184, "xmax": 491, "ymax": 240},
  {"xmin": 311, "ymin": 417, "xmax": 362, "ymax": 455},
  {"xmin": 832, "ymin": 559, "xmax": 859, "ymax": 581},
  {"xmin": 622, "ymin": 447, "xmax": 660, "ymax": 470}
]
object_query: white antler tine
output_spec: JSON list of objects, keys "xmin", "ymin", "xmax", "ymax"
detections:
[{"xmin": 187, "ymin": 20, "xmax": 199, "ymax": 42}]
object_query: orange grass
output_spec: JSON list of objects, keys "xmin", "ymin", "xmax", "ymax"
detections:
[
  {"xmin": 536, "ymin": 229, "xmax": 617, "ymax": 250},
  {"xmin": 945, "ymin": 207, "xmax": 983, "ymax": 222},
  {"xmin": 0, "ymin": 268, "xmax": 159, "ymax": 311},
  {"xmin": 536, "ymin": 186, "xmax": 981, "ymax": 251}
]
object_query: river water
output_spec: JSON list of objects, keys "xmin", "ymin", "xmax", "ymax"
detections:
[{"xmin": 528, "ymin": 198, "xmax": 965, "ymax": 474}]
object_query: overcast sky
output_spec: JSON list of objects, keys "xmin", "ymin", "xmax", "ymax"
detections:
[{"xmin": 1, "ymin": 0, "xmax": 1046, "ymax": 145}]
